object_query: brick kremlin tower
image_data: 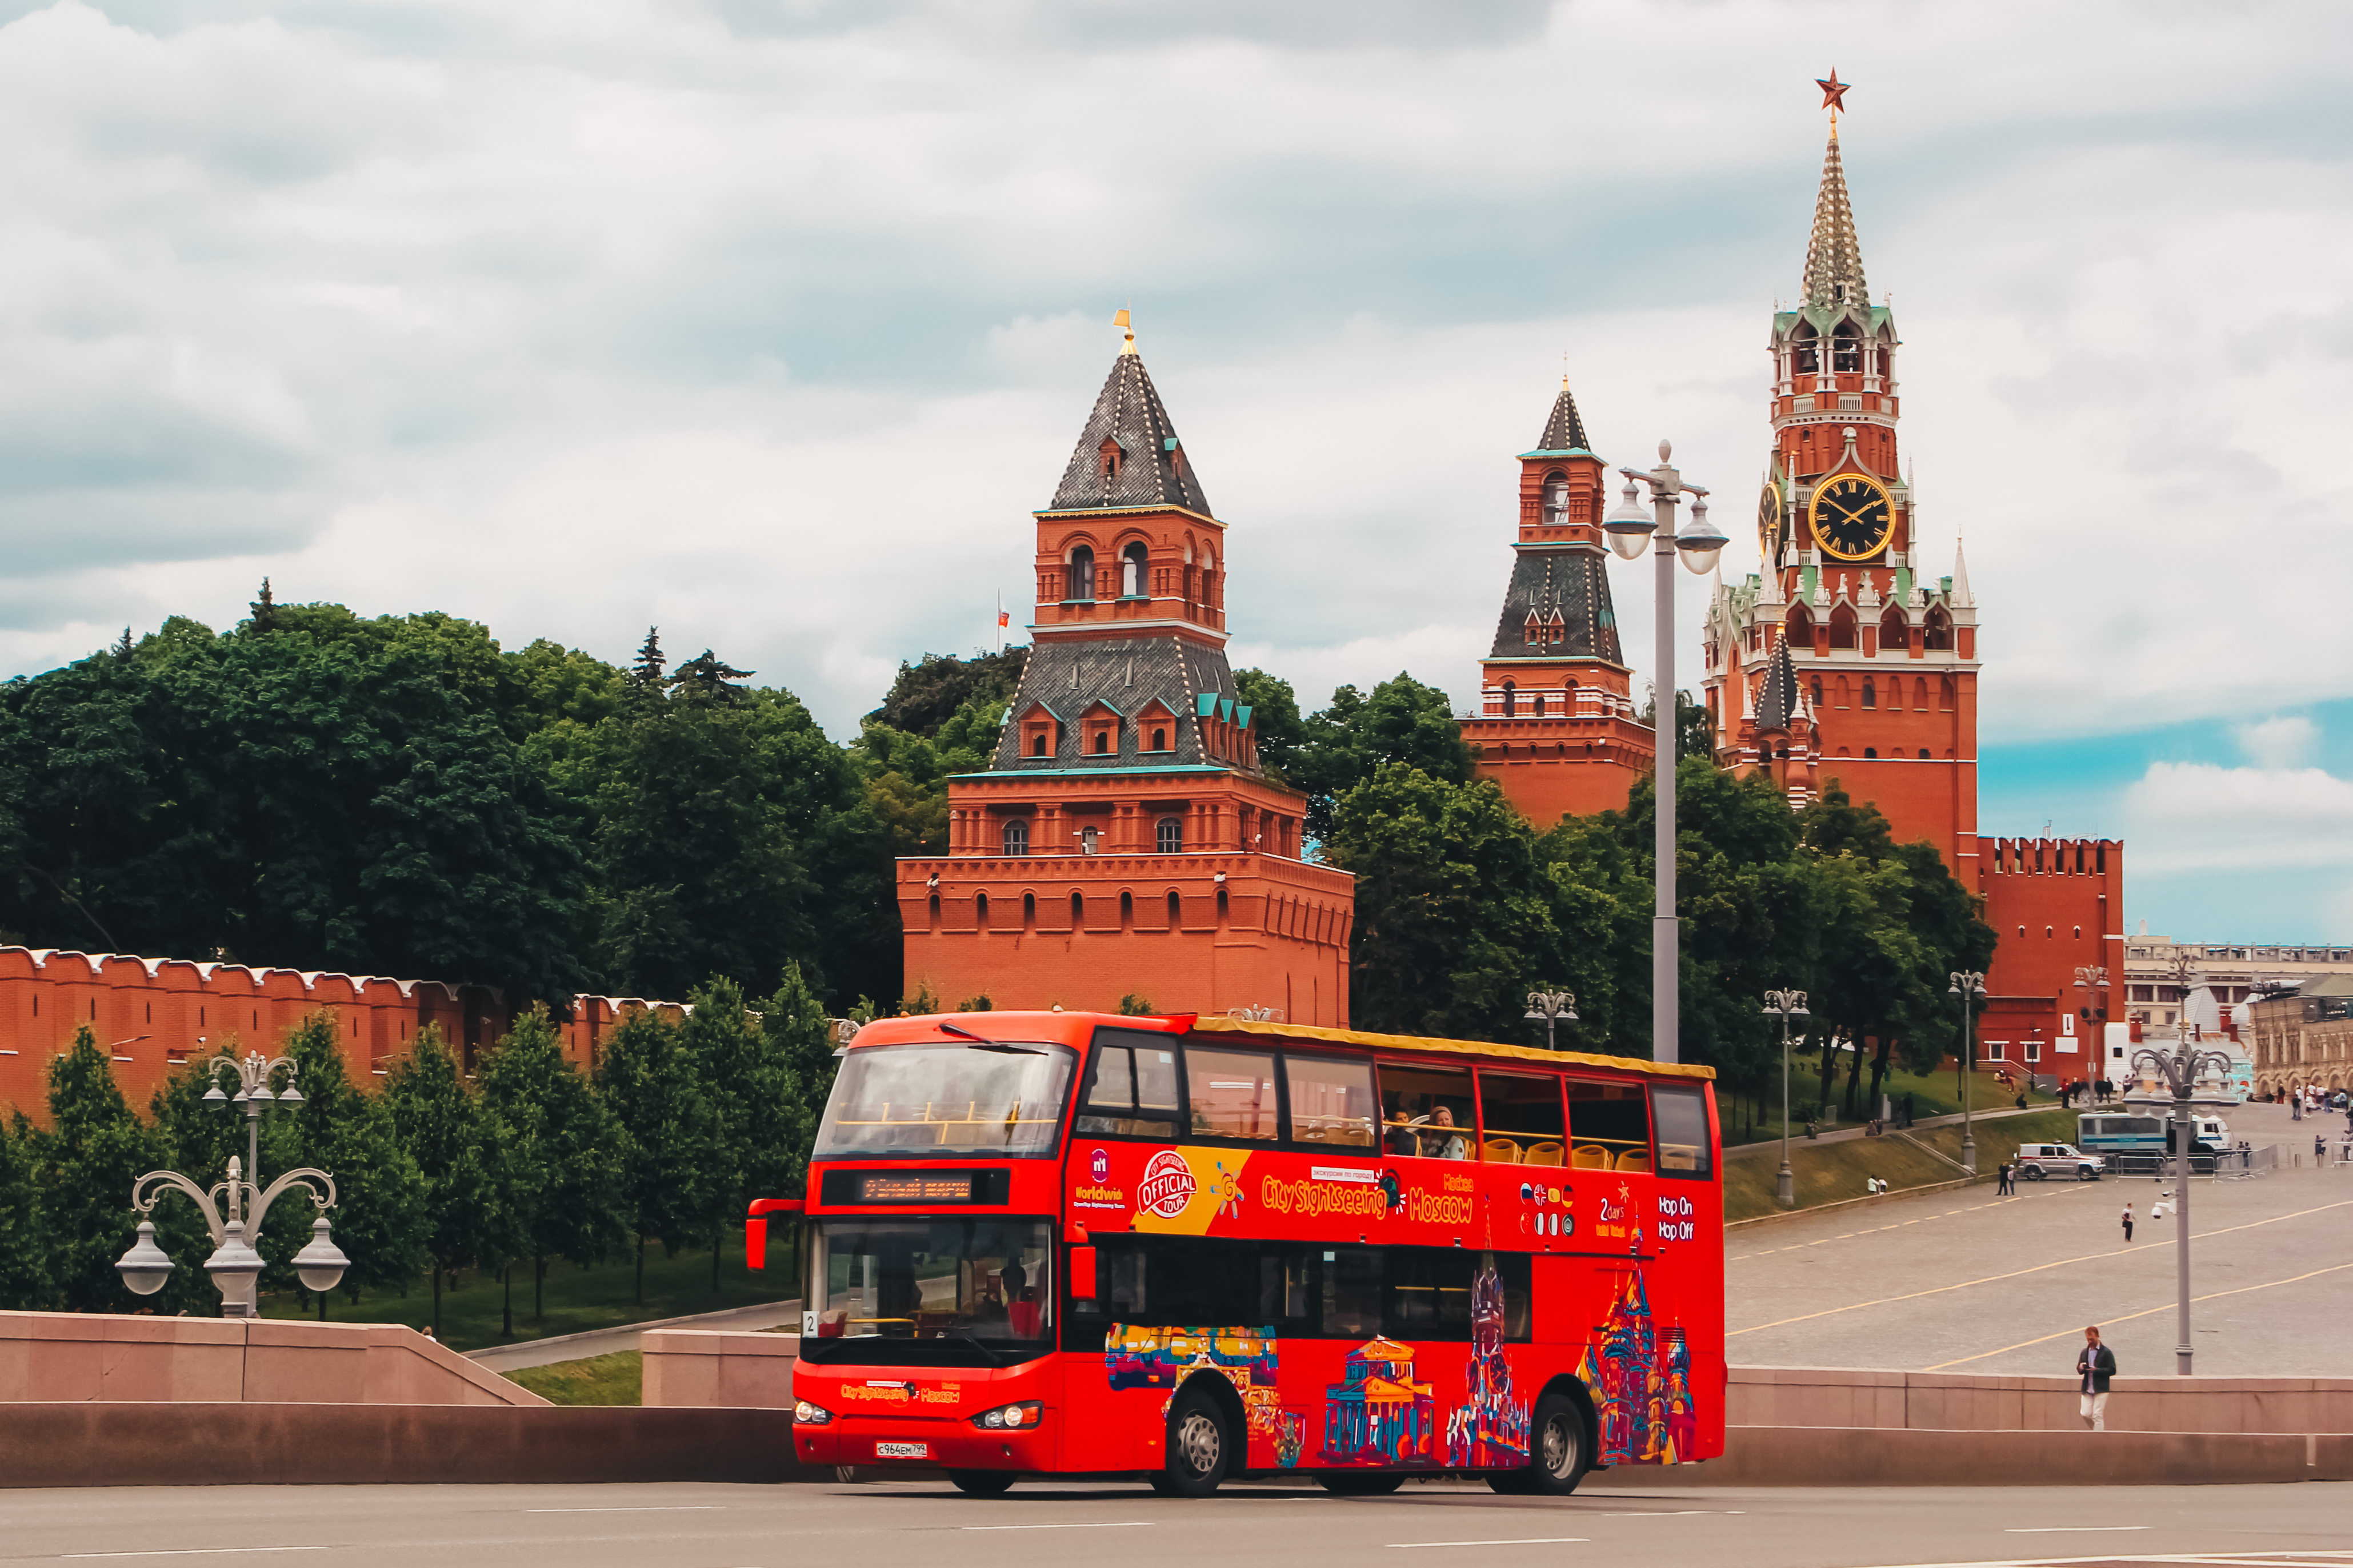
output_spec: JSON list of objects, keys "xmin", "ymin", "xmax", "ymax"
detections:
[
  {"xmin": 1460, "ymin": 380, "xmax": 1657, "ymax": 823},
  {"xmin": 895, "ymin": 318, "xmax": 1354, "ymax": 1024},
  {"xmin": 1700, "ymin": 78, "xmax": 2123, "ymax": 1074}
]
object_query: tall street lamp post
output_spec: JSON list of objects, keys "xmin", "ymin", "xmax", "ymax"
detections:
[
  {"xmin": 113, "ymin": 1050, "xmax": 349, "ymax": 1317},
  {"xmin": 1604, "ymin": 440, "xmax": 1727, "ymax": 1066},
  {"xmin": 2124, "ymin": 1037, "xmax": 2236, "ymax": 1374},
  {"xmin": 2072, "ymin": 964, "xmax": 2110, "ymax": 1095},
  {"xmin": 1948, "ymin": 971, "xmax": 1988, "ymax": 1176},
  {"xmin": 1524, "ymin": 990, "xmax": 1578, "ymax": 1053},
  {"xmin": 1762, "ymin": 990, "xmax": 1810, "ymax": 1208}
]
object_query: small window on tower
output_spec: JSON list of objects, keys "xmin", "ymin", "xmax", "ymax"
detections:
[
  {"xmin": 1860, "ymin": 679, "xmax": 1875, "ymax": 709},
  {"xmin": 1502, "ymin": 680, "xmax": 1516, "ymax": 718},
  {"xmin": 1069, "ymin": 544, "xmax": 1096, "ymax": 603},
  {"xmin": 1810, "ymin": 676, "xmax": 1824, "ymax": 708},
  {"xmin": 1543, "ymin": 471, "xmax": 1569, "ymax": 525},
  {"xmin": 1032, "ymin": 732, "xmax": 1049, "ymax": 757},
  {"xmin": 1864, "ymin": 747, "xmax": 1877, "ymax": 759},
  {"xmin": 1533, "ymin": 694, "xmax": 1546, "ymax": 717},
  {"xmin": 1150, "ymin": 726, "xmax": 1168, "ymax": 752},
  {"xmin": 1094, "ymin": 731, "xmax": 1111, "ymax": 754},
  {"xmin": 1157, "ymin": 817, "xmax": 1183, "ymax": 854},
  {"xmin": 1002, "ymin": 820, "xmax": 1029, "ymax": 855},
  {"xmin": 1121, "ymin": 542, "xmax": 1148, "ymax": 598},
  {"xmin": 1919, "ymin": 749, "xmax": 1930, "ymax": 760}
]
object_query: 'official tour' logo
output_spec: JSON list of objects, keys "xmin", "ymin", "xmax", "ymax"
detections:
[{"xmin": 1137, "ymin": 1149, "xmax": 1198, "ymax": 1218}]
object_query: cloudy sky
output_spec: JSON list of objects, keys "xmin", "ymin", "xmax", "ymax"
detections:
[{"xmin": 0, "ymin": 0, "xmax": 2345, "ymax": 941}]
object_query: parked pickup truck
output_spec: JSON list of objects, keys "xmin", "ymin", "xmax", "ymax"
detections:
[{"xmin": 2013, "ymin": 1142, "xmax": 2106, "ymax": 1181}]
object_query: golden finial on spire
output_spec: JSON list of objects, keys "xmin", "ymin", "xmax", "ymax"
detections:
[
  {"xmin": 1561, "ymin": 349, "xmax": 1571, "ymax": 391},
  {"xmin": 1114, "ymin": 306, "xmax": 1136, "ymax": 355}
]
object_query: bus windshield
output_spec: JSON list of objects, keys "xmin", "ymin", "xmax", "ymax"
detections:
[
  {"xmin": 807, "ymin": 1217, "xmax": 1054, "ymax": 1355},
  {"xmin": 813, "ymin": 1040, "xmax": 1077, "ymax": 1160}
]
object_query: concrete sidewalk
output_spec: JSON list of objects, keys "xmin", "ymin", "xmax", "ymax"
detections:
[{"xmin": 467, "ymin": 1298, "xmax": 802, "ymax": 1373}]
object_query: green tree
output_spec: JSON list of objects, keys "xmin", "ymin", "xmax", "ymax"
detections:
[
  {"xmin": 0, "ymin": 1110, "xmax": 49, "ymax": 1309},
  {"xmin": 1296, "ymin": 675, "xmax": 1475, "ymax": 843},
  {"xmin": 1232, "ymin": 668, "xmax": 1306, "ymax": 783},
  {"xmin": 679, "ymin": 978, "xmax": 801, "ymax": 1291},
  {"xmin": 479, "ymin": 1008, "xmax": 627, "ymax": 1325},
  {"xmin": 30, "ymin": 1029, "xmax": 159, "ymax": 1312},
  {"xmin": 762, "ymin": 963, "xmax": 842, "ymax": 1186},
  {"xmin": 865, "ymin": 649, "xmax": 1028, "ymax": 737},
  {"xmin": 384, "ymin": 1028, "xmax": 503, "ymax": 1338},
  {"xmin": 594, "ymin": 1007, "xmax": 723, "ymax": 1304},
  {"xmin": 281, "ymin": 1016, "xmax": 428, "ymax": 1314}
]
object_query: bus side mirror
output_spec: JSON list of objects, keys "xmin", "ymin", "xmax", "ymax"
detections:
[
  {"xmin": 1068, "ymin": 1245, "xmax": 1097, "ymax": 1301},
  {"xmin": 745, "ymin": 1197, "xmax": 805, "ymax": 1271}
]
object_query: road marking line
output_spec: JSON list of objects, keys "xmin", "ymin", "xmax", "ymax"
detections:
[
  {"xmin": 526, "ymin": 1506, "xmax": 726, "ymax": 1514},
  {"xmin": 1386, "ymin": 1540, "xmax": 1590, "ymax": 1549},
  {"xmin": 66, "ymin": 1552, "xmax": 328, "ymax": 1561},
  {"xmin": 1728, "ymin": 1199, "xmax": 2353, "ymax": 1336},
  {"xmin": 961, "ymin": 1523, "xmax": 1155, "ymax": 1531},
  {"xmin": 1923, "ymin": 1261, "xmax": 2353, "ymax": 1370},
  {"xmin": 2006, "ymin": 1525, "xmax": 2150, "ymax": 1532}
]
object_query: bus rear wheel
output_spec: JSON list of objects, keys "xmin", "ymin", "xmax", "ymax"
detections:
[
  {"xmin": 1153, "ymin": 1385, "xmax": 1232, "ymax": 1498},
  {"xmin": 1527, "ymin": 1392, "xmax": 1590, "ymax": 1497},
  {"xmin": 948, "ymin": 1470, "xmax": 1017, "ymax": 1497},
  {"xmin": 1314, "ymin": 1471, "xmax": 1404, "ymax": 1495}
]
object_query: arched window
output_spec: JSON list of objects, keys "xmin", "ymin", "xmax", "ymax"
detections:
[
  {"xmin": 1533, "ymin": 693, "xmax": 1546, "ymax": 716},
  {"xmin": 1828, "ymin": 604, "xmax": 1858, "ymax": 649},
  {"xmin": 1031, "ymin": 731, "xmax": 1050, "ymax": 757},
  {"xmin": 1832, "ymin": 320, "xmax": 1862, "ymax": 372},
  {"xmin": 1201, "ymin": 547, "xmax": 1216, "ymax": 607},
  {"xmin": 928, "ymin": 893, "xmax": 940, "ymax": 922},
  {"xmin": 1835, "ymin": 676, "xmax": 1850, "ymax": 708},
  {"xmin": 1860, "ymin": 679, "xmax": 1876, "ymax": 709},
  {"xmin": 1939, "ymin": 676, "xmax": 1956, "ymax": 711},
  {"xmin": 1542, "ymin": 471, "xmax": 1570, "ymax": 525},
  {"xmin": 1093, "ymin": 730, "xmax": 1111, "ymax": 755},
  {"xmin": 1216, "ymin": 888, "xmax": 1228, "ymax": 921},
  {"xmin": 1121, "ymin": 542, "xmax": 1148, "ymax": 598},
  {"xmin": 1809, "ymin": 676, "xmax": 1824, "ymax": 708},
  {"xmin": 1880, "ymin": 611, "xmax": 1908, "ymax": 652},
  {"xmin": 1120, "ymin": 891, "xmax": 1134, "ymax": 926},
  {"xmin": 1071, "ymin": 891, "xmax": 1086, "ymax": 923},
  {"xmin": 1922, "ymin": 607, "xmax": 1953, "ymax": 650},
  {"xmin": 1793, "ymin": 322, "xmax": 1819, "ymax": 375},
  {"xmin": 1502, "ymin": 680, "xmax": 1516, "ymax": 717},
  {"xmin": 1913, "ymin": 678, "xmax": 1928, "ymax": 711},
  {"xmin": 975, "ymin": 892, "xmax": 989, "ymax": 925},
  {"xmin": 1080, "ymin": 826, "xmax": 1099, "ymax": 855},
  {"xmin": 1864, "ymin": 747, "xmax": 1878, "ymax": 759},
  {"xmin": 1068, "ymin": 544, "xmax": 1095, "ymax": 603},
  {"xmin": 1564, "ymin": 677, "xmax": 1579, "ymax": 708},
  {"xmin": 1167, "ymin": 890, "xmax": 1181, "ymax": 924},
  {"xmin": 1157, "ymin": 816, "xmax": 1183, "ymax": 853},
  {"xmin": 1150, "ymin": 726, "xmax": 1167, "ymax": 751},
  {"xmin": 1002, "ymin": 819, "xmax": 1028, "ymax": 855},
  {"xmin": 1784, "ymin": 603, "xmax": 1814, "ymax": 645},
  {"xmin": 1023, "ymin": 892, "xmax": 1036, "ymax": 925},
  {"xmin": 1918, "ymin": 749, "xmax": 1930, "ymax": 760}
]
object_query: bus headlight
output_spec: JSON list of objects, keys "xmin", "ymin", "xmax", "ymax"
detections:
[
  {"xmin": 794, "ymin": 1400, "xmax": 835, "ymax": 1426},
  {"xmin": 972, "ymin": 1401, "xmax": 1043, "ymax": 1430}
]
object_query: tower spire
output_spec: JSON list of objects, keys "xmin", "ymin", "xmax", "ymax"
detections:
[{"xmin": 1800, "ymin": 75, "xmax": 1868, "ymax": 309}]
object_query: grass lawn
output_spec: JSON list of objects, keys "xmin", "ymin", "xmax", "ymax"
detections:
[
  {"xmin": 257, "ymin": 1225, "xmax": 801, "ymax": 1353},
  {"xmin": 1722, "ymin": 1058, "xmax": 2060, "ymax": 1148},
  {"xmin": 506, "ymin": 1350, "xmax": 643, "ymax": 1406},
  {"xmin": 1723, "ymin": 1105, "xmax": 2083, "ymax": 1222}
]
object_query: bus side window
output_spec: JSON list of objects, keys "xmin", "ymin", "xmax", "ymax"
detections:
[
  {"xmin": 1076, "ymin": 1028, "xmax": 1182, "ymax": 1138},
  {"xmin": 1476, "ymin": 1071, "xmax": 1566, "ymax": 1164},
  {"xmin": 1567, "ymin": 1080, "xmax": 1651, "ymax": 1170},
  {"xmin": 1650, "ymin": 1085, "xmax": 1713, "ymax": 1179},
  {"xmin": 1380, "ymin": 1062, "xmax": 1475, "ymax": 1160},
  {"xmin": 1285, "ymin": 1054, "xmax": 1376, "ymax": 1147},
  {"xmin": 1320, "ymin": 1246, "xmax": 1382, "ymax": 1338},
  {"xmin": 1184, "ymin": 1045, "xmax": 1280, "ymax": 1141}
]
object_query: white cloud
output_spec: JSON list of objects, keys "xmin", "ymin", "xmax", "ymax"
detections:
[
  {"xmin": 2234, "ymin": 716, "xmax": 2318, "ymax": 771},
  {"xmin": 2122, "ymin": 760, "xmax": 2353, "ymax": 873}
]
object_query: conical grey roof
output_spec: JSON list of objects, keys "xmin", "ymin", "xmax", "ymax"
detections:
[
  {"xmin": 1755, "ymin": 638, "xmax": 1801, "ymax": 732},
  {"xmin": 1801, "ymin": 127, "xmax": 1869, "ymax": 309},
  {"xmin": 1046, "ymin": 348, "xmax": 1214, "ymax": 516},
  {"xmin": 1532, "ymin": 383, "xmax": 1591, "ymax": 454}
]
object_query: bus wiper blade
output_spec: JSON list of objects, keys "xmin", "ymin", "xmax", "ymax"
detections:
[
  {"xmin": 937, "ymin": 1332, "xmax": 1010, "ymax": 1366},
  {"xmin": 934, "ymin": 1021, "xmax": 1046, "ymax": 1054}
]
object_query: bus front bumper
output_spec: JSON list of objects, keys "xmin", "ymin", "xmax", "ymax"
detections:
[{"xmin": 795, "ymin": 1418, "xmax": 1056, "ymax": 1471}]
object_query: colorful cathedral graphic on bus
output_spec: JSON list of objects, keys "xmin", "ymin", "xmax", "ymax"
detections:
[{"xmin": 1577, "ymin": 1265, "xmax": 1696, "ymax": 1465}]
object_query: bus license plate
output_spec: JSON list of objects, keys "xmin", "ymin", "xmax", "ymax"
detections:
[{"xmin": 875, "ymin": 1442, "xmax": 928, "ymax": 1459}]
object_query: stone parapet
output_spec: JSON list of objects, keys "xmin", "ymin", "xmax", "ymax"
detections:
[
  {"xmin": 1728, "ymin": 1364, "xmax": 2353, "ymax": 1435},
  {"xmin": 641, "ymin": 1328, "xmax": 799, "ymax": 1409}
]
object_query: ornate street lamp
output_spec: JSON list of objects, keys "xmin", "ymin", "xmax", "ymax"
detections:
[
  {"xmin": 115, "ymin": 1050, "xmax": 346, "ymax": 1317},
  {"xmin": 2073, "ymin": 964, "xmax": 2110, "ymax": 1097},
  {"xmin": 1604, "ymin": 441, "xmax": 1725, "ymax": 1067},
  {"xmin": 1524, "ymin": 990, "xmax": 1578, "ymax": 1053},
  {"xmin": 1948, "ymin": 971, "xmax": 1988, "ymax": 1176},
  {"xmin": 1762, "ymin": 990, "xmax": 1810, "ymax": 1208},
  {"xmin": 2122, "ymin": 1037, "xmax": 2237, "ymax": 1374}
]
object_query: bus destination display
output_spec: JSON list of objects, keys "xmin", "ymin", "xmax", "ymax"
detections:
[{"xmin": 853, "ymin": 1173, "xmax": 974, "ymax": 1204}]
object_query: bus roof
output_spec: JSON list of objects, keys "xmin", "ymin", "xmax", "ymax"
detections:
[
  {"xmin": 845, "ymin": 1010, "xmax": 1711, "ymax": 1082},
  {"xmin": 1190, "ymin": 1015, "xmax": 1715, "ymax": 1081}
]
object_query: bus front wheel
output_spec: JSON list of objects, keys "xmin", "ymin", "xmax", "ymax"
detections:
[
  {"xmin": 1527, "ymin": 1392, "xmax": 1590, "ymax": 1497},
  {"xmin": 1153, "ymin": 1385, "xmax": 1232, "ymax": 1498},
  {"xmin": 948, "ymin": 1470, "xmax": 1017, "ymax": 1497}
]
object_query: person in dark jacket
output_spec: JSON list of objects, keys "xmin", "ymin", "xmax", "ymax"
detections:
[{"xmin": 2076, "ymin": 1326, "xmax": 2117, "ymax": 1431}]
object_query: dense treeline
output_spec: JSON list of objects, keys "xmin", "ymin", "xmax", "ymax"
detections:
[{"xmin": 0, "ymin": 972, "xmax": 841, "ymax": 1331}]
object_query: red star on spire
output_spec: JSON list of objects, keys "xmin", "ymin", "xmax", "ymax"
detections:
[{"xmin": 1816, "ymin": 69, "xmax": 1851, "ymax": 114}]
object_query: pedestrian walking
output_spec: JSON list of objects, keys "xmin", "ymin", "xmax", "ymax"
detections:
[
  {"xmin": 2076, "ymin": 1326, "xmax": 2117, "ymax": 1432},
  {"xmin": 1996, "ymin": 1160, "xmax": 2012, "ymax": 1195},
  {"xmin": 2120, "ymin": 1202, "xmax": 2134, "ymax": 1243}
]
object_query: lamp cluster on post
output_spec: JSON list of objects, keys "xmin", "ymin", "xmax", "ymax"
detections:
[
  {"xmin": 1524, "ymin": 989, "xmax": 1578, "ymax": 1053},
  {"xmin": 114, "ymin": 1050, "xmax": 349, "ymax": 1317},
  {"xmin": 1762, "ymin": 989, "xmax": 1810, "ymax": 1209},
  {"xmin": 1948, "ymin": 970, "xmax": 1988, "ymax": 1176},
  {"xmin": 2122, "ymin": 1036, "xmax": 2237, "ymax": 1375},
  {"xmin": 1603, "ymin": 439, "xmax": 1726, "ymax": 1067}
]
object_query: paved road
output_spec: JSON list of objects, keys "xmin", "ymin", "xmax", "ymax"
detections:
[
  {"xmin": 2, "ymin": 1479, "xmax": 2347, "ymax": 1568},
  {"xmin": 1727, "ymin": 1100, "xmax": 2353, "ymax": 1376}
]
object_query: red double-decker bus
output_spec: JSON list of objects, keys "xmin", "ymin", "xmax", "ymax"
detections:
[{"xmin": 749, "ymin": 1010, "xmax": 1722, "ymax": 1498}]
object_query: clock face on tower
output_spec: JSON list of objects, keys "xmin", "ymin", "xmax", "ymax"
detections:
[
  {"xmin": 1758, "ymin": 482, "xmax": 1784, "ymax": 565},
  {"xmin": 1809, "ymin": 473, "xmax": 1894, "ymax": 562}
]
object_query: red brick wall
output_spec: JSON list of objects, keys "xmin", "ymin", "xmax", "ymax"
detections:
[{"xmin": 1975, "ymin": 839, "xmax": 2123, "ymax": 1078}]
